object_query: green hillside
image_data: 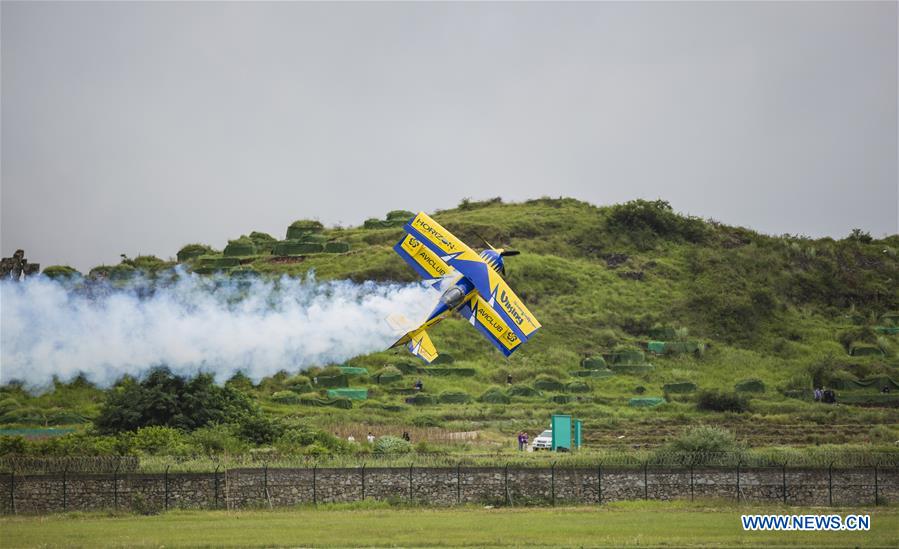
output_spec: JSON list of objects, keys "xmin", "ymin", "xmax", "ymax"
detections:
[{"xmin": 3, "ymin": 197, "xmax": 899, "ymax": 459}]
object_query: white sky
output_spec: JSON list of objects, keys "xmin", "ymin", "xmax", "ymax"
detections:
[{"xmin": 2, "ymin": 1, "xmax": 897, "ymax": 271}]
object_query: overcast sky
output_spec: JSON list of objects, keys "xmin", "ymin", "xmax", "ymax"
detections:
[{"xmin": 1, "ymin": 1, "xmax": 896, "ymax": 272}]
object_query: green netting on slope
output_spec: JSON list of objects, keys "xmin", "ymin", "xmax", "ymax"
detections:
[
  {"xmin": 324, "ymin": 242, "xmax": 350, "ymax": 253},
  {"xmin": 479, "ymin": 389, "xmax": 510, "ymax": 404},
  {"xmin": 177, "ymin": 244, "xmax": 214, "ymax": 262},
  {"xmin": 829, "ymin": 376, "xmax": 899, "ymax": 391},
  {"xmin": 838, "ymin": 394, "xmax": 899, "ymax": 408},
  {"xmin": 628, "ymin": 397, "xmax": 665, "ymax": 408},
  {"xmin": 288, "ymin": 382, "xmax": 313, "ymax": 394},
  {"xmin": 299, "ymin": 396, "xmax": 353, "ymax": 409},
  {"xmin": 648, "ymin": 326, "xmax": 677, "ymax": 340},
  {"xmin": 363, "ymin": 218, "xmax": 405, "ymax": 229},
  {"xmin": 196, "ymin": 256, "xmax": 240, "ymax": 269},
  {"xmin": 608, "ymin": 349, "xmax": 646, "ymax": 365},
  {"xmin": 286, "ymin": 220, "xmax": 324, "ymax": 239},
  {"xmin": 406, "ymin": 394, "xmax": 437, "ymax": 406},
  {"xmin": 647, "ymin": 341, "xmax": 701, "ymax": 355},
  {"xmin": 663, "ymin": 381, "xmax": 698, "ymax": 394},
  {"xmin": 735, "ymin": 379, "xmax": 766, "ymax": 393},
  {"xmin": 223, "ymin": 237, "xmax": 257, "ymax": 257},
  {"xmin": 566, "ymin": 381, "xmax": 590, "ymax": 393},
  {"xmin": 338, "ymin": 366, "xmax": 369, "ymax": 376},
  {"xmin": 431, "ymin": 354, "xmax": 455, "ymax": 364},
  {"xmin": 326, "ymin": 388, "xmax": 368, "ymax": 400},
  {"xmin": 271, "ymin": 391, "xmax": 301, "ymax": 404},
  {"xmin": 533, "ymin": 378, "xmax": 564, "ymax": 391},
  {"xmin": 880, "ymin": 312, "xmax": 899, "ymax": 325},
  {"xmin": 374, "ymin": 366, "xmax": 403, "ymax": 384},
  {"xmin": 438, "ymin": 391, "xmax": 471, "ymax": 404},
  {"xmin": 610, "ymin": 364, "xmax": 654, "ymax": 375},
  {"xmin": 550, "ymin": 395, "xmax": 575, "ymax": 404},
  {"xmin": 272, "ymin": 240, "xmax": 324, "ymax": 256},
  {"xmin": 875, "ymin": 326, "xmax": 899, "ymax": 334},
  {"xmin": 572, "ymin": 369, "xmax": 615, "ymax": 379},
  {"xmin": 392, "ymin": 362, "xmax": 420, "ymax": 374},
  {"xmin": 314, "ymin": 374, "xmax": 348, "ymax": 388},
  {"xmin": 507, "ymin": 385, "xmax": 541, "ymax": 397},
  {"xmin": 418, "ymin": 367, "xmax": 476, "ymax": 377},
  {"xmin": 581, "ymin": 356, "xmax": 607, "ymax": 369},
  {"xmin": 849, "ymin": 344, "xmax": 884, "ymax": 357}
]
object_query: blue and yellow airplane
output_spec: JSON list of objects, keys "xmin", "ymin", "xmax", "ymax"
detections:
[{"xmin": 388, "ymin": 212, "xmax": 541, "ymax": 362}]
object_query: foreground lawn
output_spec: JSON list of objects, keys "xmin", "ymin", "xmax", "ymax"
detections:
[{"xmin": 2, "ymin": 500, "xmax": 897, "ymax": 548}]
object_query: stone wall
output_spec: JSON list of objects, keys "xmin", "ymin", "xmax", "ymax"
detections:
[{"xmin": 0, "ymin": 466, "xmax": 895, "ymax": 514}]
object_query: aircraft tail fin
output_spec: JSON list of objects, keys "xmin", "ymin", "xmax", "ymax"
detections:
[{"xmin": 390, "ymin": 326, "xmax": 439, "ymax": 363}]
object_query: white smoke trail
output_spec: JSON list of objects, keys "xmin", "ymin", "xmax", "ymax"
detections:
[{"xmin": 0, "ymin": 271, "xmax": 435, "ymax": 388}]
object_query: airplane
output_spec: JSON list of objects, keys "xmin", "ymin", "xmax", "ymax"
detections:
[{"xmin": 388, "ymin": 211, "xmax": 541, "ymax": 362}]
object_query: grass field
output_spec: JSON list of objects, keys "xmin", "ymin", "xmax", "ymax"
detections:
[{"xmin": 2, "ymin": 500, "xmax": 897, "ymax": 548}]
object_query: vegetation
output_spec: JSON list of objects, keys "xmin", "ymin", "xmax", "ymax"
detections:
[{"xmin": 4, "ymin": 198, "xmax": 899, "ymax": 462}]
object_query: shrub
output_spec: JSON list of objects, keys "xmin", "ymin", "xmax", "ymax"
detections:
[
  {"xmin": 127, "ymin": 426, "xmax": 191, "ymax": 456},
  {"xmin": 0, "ymin": 435, "xmax": 27, "ymax": 455},
  {"xmin": 606, "ymin": 199, "xmax": 708, "ymax": 246},
  {"xmin": 479, "ymin": 388, "xmax": 511, "ymax": 404},
  {"xmin": 663, "ymin": 425, "xmax": 744, "ymax": 458},
  {"xmin": 533, "ymin": 375, "xmax": 564, "ymax": 392},
  {"xmin": 734, "ymin": 379, "xmax": 766, "ymax": 393},
  {"xmin": 223, "ymin": 236, "xmax": 257, "ymax": 257},
  {"xmin": 41, "ymin": 265, "xmax": 81, "ymax": 280},
  {"xmin": 177, "ymin": 243, "xmax": 215, "ymax": 262},
  {"xmin": 189, "ymin": 424, "xmax": 247, "ymax": 456},
  {"xmin": 236, "ymin": 414, "xmax": 284, "ymax": 445},
  {"xmin": 271, "ymin": 391, "xmax": 301, "ymax": 404},
  {"xmin": 374, "ymin": 435, "xmax": 412, "ymax": 454},
  {"xmin": 697, "ymin": 390, "xmax": 750, "ymax": 413}
]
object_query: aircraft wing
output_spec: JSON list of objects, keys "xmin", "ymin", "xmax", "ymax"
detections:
[
  {"xmin": 393, "ymin": 233, "xmax": 455, "ymax": 280},
  {"xmin": 403, "ymin": 211, "xmax": 541, "ymax": 340},
  {"xmin": 457, "ymin": 295, "xmax": 524, "ymax": 357}
]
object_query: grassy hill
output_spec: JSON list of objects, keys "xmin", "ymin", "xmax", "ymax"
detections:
[{"xmin": 4, "ymin": 197, "xmax": 899, "ymax": 455}]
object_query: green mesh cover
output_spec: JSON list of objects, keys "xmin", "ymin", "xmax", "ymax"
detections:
[
  {"xmin": 507, "ymin": 385, "xmax": 541, "ymax": 397},
  {"xmin": 286, "ymin": 220, "xmax": 324, "ymax": 239},
  {"xmin": 648, "ymin": 326, "xmax": 677, "ymax": 339},
  {"xmin": 299, "ymin": 396, "xmax": 353, "ymax": 409},
  {"xmin": 828, "ymin": 376, "xmax": 899, "ymax": 391},
  {"xmin": 581, "ymin": 356, "xmax": 607, "ymax": 369},
  {"xmin": 849, "ymin": 344, "xmax": 885, "ymax": 357},
  {"xmin": 406, "ymin": 394, "xmax": 437, "ymax": 406},
  {"xmin": 338, "ymin": 366, "xmax": 369, "ymax": 376},
  {"xmin": 628, "ymin": 397, "xmax": 665, "ymax": 408},
  {"xmin": 196, "ymin": 256, "xmax": 240, "ymax": 269},
  {"xmin": 223, "ymin": 238, "xmax": 257, "ymax": 257},
  {"xmin": 392, "ymin": 362, "xmax": 419, "ymax": 374},
  {"xmin": 431, "ymin": 354, "xmax": 455, "ymax": 364},
  {"xmin": 880, "ymin": 312, "xmax": 899, "ymax": 325},
  {"xmin": 177, "ymin": 244, "xmax": 214, "ymax": 262},
  {"xmin": 418, "ymin": 367, "xmax": 476, "ymax": 377},
  {"xmin": 478, "ymin": 389, "xmax": 510, "ymax": 404},
  {"xmin": 315, "ymin": 374, "xmax": 348, "ymax": 388},
  {"xmin": 648, "ymin": 341, "xmax": 700, "ymax": 355},
  {"xmin": 572, "ymin": 369, "xmax": 615, "ymax": 379},
  {"xmin": 326, "ymin": 388, "xmax": 368, "ymax": 400},
  {"xmin": 610, "ymin": 364, "xmax": 655, "ymax": 375},
  {"xmin": 608, "ymin": 349, "xmax": 646, "ymax": 365},
  {"xmin": 534, "ymin": 378, "xmax": 564, "ymax": 391},
  {"xmin": 663, "ymin": 381, "xmax": 697, "ymax": 394},
  {"xmin": 271, "ymin": 391, "xmax": 301, "ymax": 404},
  {"xmin": 566, "ymin": 381, "xmax": 590, "ymax": 393},
  {"xmin": 550, "ymin": 395, "xmax": 574, "ymax": 404},
  {"xmin": 363, "ymin": 218, "xmax": 405, "ymax": 229},
  {"xmin": 734, "ymin": 379, "xmax": 766, "ymax": 393},
  {"xmin": 374, "ymin": 366, "xmax": 403, "ymax": 384},
  {"xmin": 875, "ymin": 326, "xmax": 899, "ymax": 334},
  {"xmin": 272, "ymin": 240, "xmax": 324, "ymax": 256},
  {"xmin": 288, "ymin": 382, "xmax": 313, "ymax": 394},
  {"xmin": 324, "ymin": 242, "xmax": 350, "ymax": 253},
  {"xmin": 438, "ymin": 391, "xmax": 472, "ymax": 404}
]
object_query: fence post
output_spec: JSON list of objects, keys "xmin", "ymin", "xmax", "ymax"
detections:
[
  {"xmin": 551, "ymin": 462, "xmax": 556, "ymax": 507},
  {"xmin": 113, "ymin": 462, "xmax": 120, "ymax": 511},
  {"xmin": 62, "ymin": 466, "xmax": 68, "ymax": 512},
  {"xmin": 689, "ymin": 464, "xmax": 694, "ymax": 502},
  {"xmin": 643, "ymin": 462, "xmax": 649, "ymax": 500},
  {"xmin": 782, "ymin": 464, "xmax": 787, "ymax": 505},
  {"xmin": 597, "ymin": 464, "xmax": 602, "ymax": 505},
  {"xmin": 213, "ymin": 465, "xmax": 220, "ymax": 509},
  {"xmin": 827, "ymin": 463, "xmax": 833, "ymax": 507},
  {"xmin": 873, "ymin": 465, "xmax": 879, "ymax": 506},
  {"xmin": 312, "ymin": 464, "xmax": 317, "ymax": 505},
  {"xmin": 360, "ymin": 463, "xmax": 365, "ymax": 501},
  {"xmin": 408, "ymin": 462, "xmax": 414, "ymax": 503},
  {"xmin": 504, "ymin": 464, "xmax": 511, "ymax": 506},
  {"xmin": 456, "ymin": 462, "xmax": 461, "ymax": 505},
  {"xmin": 8, "ymin": 472, "xmax": 14, "ymax": 515},
  {"xmin": 735, "ymin": 461, "xmax": 740, "ymax": 503},
  {"xmin": 164, "ymin": 465, "xmax": 170, "ymax": 511}
]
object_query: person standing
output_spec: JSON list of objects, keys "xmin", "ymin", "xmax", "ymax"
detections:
[
  {"xmin": 517, "ymin": 432, "xmax": 524, "ymax": 451},
  {"xmin": 367, "ymin": 432, "xmax": 375, "ymax": 444}
]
